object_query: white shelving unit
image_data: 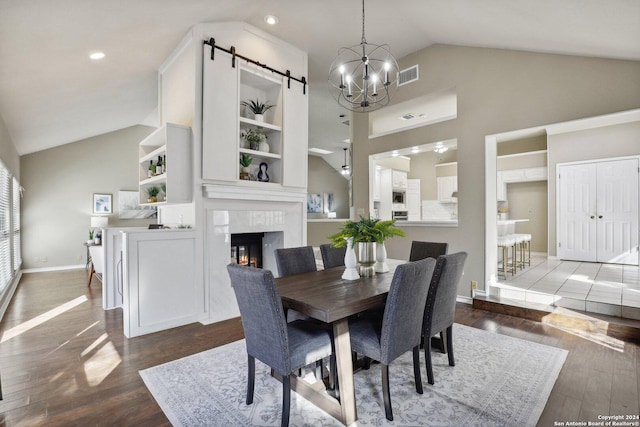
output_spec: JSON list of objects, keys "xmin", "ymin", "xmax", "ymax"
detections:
[
  {"xmin": 237, "ymin": 67, "xmax": 283, "ymax": 184},
  {"xmin": 138, "ymin": 123, "xmax": 192, "ymax": 205}
]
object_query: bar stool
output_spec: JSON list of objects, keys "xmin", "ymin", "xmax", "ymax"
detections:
[
  {"xmin": 497, "ymin": 235, "xmax": 517, "ymax": 278},
  {"xmin": 512, "ymin": 233, "xmax": 532, "ymax": 270}
]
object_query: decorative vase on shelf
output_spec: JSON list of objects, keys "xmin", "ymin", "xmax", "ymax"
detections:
[
  {"xmin": 342, "ymin": 237, "xmax": 360, "ymax": 280},
  {"xmin": 258, "ymin": 140, "xmax": 270, "ymax": 153},
  {"xmin": 374, "ymin": 242, "xmax": 389, "ymax": 273},
  {"xmin": 254, "ymin": 113, "xmax": 264, "ymax": 122}
]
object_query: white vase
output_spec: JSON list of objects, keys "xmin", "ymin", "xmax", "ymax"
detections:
[
  {"xmin": 258, "ymin": 140, "xmax": 270, "ymax": 153},
  {"xmin": 375, "ymin": 242, "xmax": 389, "ymax": 273},
  {"xmin": 342, "ymin": 237, "xmax": 360, "ymax": 280},
  {"xmin": 254, "ymin": 113, "xmax": 264, "ymax": 122}
]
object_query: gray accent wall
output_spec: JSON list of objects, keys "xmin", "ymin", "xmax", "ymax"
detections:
[
  {"xmin": 350, "ymin": 44, "xmax": 640, "ymax": 297},
  {"xmin": 307, "ymin": 155, "xmax": 349, "ymax": 219},
  {"xmin": 21, "ymin": 125, "xmax": 156, "ymax": 270},
  {"xmin": 0, "ymin": 114, "xmax": 19, "ymax": 178}
]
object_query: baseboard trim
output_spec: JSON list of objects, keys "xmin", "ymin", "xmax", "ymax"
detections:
[
  {"xmin": 456, "ymin": 295, "xmax": 473, "ymax": 305},
  {"xmin": 22, "ymin": 264, "xmax": 85, "ymax": 273}
]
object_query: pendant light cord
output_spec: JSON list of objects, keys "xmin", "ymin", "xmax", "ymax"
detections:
[{"xmin": 361, "ymin": 0, "xmax": 366, "ymax": 44}]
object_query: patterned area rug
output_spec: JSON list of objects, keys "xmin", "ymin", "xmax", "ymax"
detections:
[{"xmin": 140, "ymin": 324, "xmax": 567, "ymax": 426}]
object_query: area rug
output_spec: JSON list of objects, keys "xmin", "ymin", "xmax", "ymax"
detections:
[{"xmin": 140, "ymin": 324, "xmax": 567, "ymax": 426}]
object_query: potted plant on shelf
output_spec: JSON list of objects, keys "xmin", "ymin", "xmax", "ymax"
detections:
[
  {"xmin": 329, "ymin": 217, "xmax": 406, "ymax": 276},
  {"xmin": 239, "ymin": 153, "xmax": 253, "ymax": 180},
  {"xmin": 241, "ymin": 98, "xmax": 275, "ymax": 122},
  {"xmin": 146, "ymin": 186, "xmax": 160, "ymax": 203},
  {"xmin": 241, "ymin": 128, "xmax": 269, "ymax": 152}
]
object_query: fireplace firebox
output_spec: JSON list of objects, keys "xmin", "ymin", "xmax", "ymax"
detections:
[{"xmin": 230, "ymin": 233, "xmax": 264, "ymax": 268}]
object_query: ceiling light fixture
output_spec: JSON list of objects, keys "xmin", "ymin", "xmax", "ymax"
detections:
[
  {"xmin": 264, "ymin": 15, "xmax": 279, "ymax": 25},
  {"xmin": 328, "ymin": 0, "xmax": 399, "ymax": 113},
  {"xmin": 434, "ymin": 146, "xmax": 448, "ymax": 154},
  {"xmin": 341, "ymin": 148, "xmax": 351, "ymax": 176},
  {"xmin": 89, "ymin": 52, "xmax": 105, "ymax": 60}
]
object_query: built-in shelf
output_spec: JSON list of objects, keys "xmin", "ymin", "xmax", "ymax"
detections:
[
  {"xmin": 239, "ymin": 148, "xmax": 281, "ymax": 160},
  {"xmin": 239, "ymin": 117, "xmax": 281, "ymax": 132}
]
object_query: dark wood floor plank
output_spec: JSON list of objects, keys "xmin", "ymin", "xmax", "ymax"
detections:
[{"xmin": 1, "ymin": 270, "xmax": 639, "ymax": 426}]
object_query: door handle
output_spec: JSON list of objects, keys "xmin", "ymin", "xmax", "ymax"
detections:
[
  {"xmin": 590, "ymin": 215, "xmax": 595, "ymax": 219},
  {"xmin": 598, "ymin": 215, "xmax": 603, "ymax": 219}
]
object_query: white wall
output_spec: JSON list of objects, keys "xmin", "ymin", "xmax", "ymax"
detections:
[{"xmin": 21, "ymin": 125, "xmax": 156, "ymax": 270}]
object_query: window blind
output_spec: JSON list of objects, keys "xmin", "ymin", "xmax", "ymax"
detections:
[
  {"xmin": 0, "ymin": 167, "xmax": 11, "ymax": 292},
  {"xmin": 12, "ymin": 177, "xmax": 21, "ymax": 272}
]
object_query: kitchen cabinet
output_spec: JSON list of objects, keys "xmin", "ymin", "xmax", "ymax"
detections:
[
  {"xmin": 497, "ymin": 166, "xmax": 547, "ymax": 202},
  {"xmin": 437, "ymin": 176, "xmax": 458, "ymax": 202},
  {"xmin": 407, "ymin": 179, "xmax": 421, "ymax": 221},
  {"xmin": 392, "ymin": 170, "xmax": 407, "ymax": 189},
  {"xmin": 373, "ymin": 168, "xmax": 381, "ymax": 201}
]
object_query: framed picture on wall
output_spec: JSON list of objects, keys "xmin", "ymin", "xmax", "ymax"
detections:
[
  {"xmin": 93, "ymin": 193, "xmax": 112, "ymax": 214},
  {"xmin": 307, "ymin": 193, "xmax": 323, "ymax": 213},
  {"xmin": 323, "ymin": 193, "xmax": 335, "ymax": 213}
]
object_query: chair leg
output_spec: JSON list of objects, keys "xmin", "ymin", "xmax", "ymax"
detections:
[
  {"xmin": 381, "ymin": 364, "xmax": 393, "ymax": 421},
  {"xmin": 446, "ymin": 326, "xmax": 455, "ymax": 367},
  {"xmin": 425, "ymin": 333, "xmax": 434, "ymax": 385},
  {"xmin": 281, "ymin": 375, "xmax": 291, "ymax": 427},
  {"xmin": 246, "ymin": 355, "xmax": 255, "ymax": 405},
  {"xmin": 315, "ymin": 360, "xmax": 323, "ymax": 381},
  {"xmin": 363, "ymin": 356, "xmax": 372, "ymax": 370},
  {"xmin": 439, "ymin": 331, "xmax": 446, "ymax": 353},
  {"xmin": 412, "ymin": 346, "xmax": 423, "ymax": 394}
]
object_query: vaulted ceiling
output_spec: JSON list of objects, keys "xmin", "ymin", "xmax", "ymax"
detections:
[{"xmin": 1, "ymin": 0, "xmax": 638, "ymax": 165}]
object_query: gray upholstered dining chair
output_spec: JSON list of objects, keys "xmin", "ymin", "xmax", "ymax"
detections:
[
  {"xmin": 274, "ymin": 246, "xmax": 317, "ymax": 277},
  {"xmin": 227, "ymin": 264, "xmax": 333, "ymax": 427},
  {"xmin": 348, "ymin": 257, "xmax": 436, "ymax": 421},
  {"xmin": 409, "ymin": 240, "xmax": 449, "ymax": 262},
  {"xmin": 422, "ymin": 251, "xmax": 468, "ymax": 385},
  {"xmin": 319, "ymin": 243, "xmax": 346, "ymax": 269}
]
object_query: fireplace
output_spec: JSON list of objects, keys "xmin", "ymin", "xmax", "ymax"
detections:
[{"xmin": 230, "ymin": 233, "xmax": 264, "ymax": 268}]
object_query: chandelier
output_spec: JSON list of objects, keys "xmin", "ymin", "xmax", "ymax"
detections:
[{"xmin": 328, "ymin": 0, "xmax": 399, "ymax": 113}]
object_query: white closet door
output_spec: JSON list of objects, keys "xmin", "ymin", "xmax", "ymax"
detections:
[
  {"xmin": 558, "ymin": 163, "xmax": 597, "ymax": 262},
  {"xmin": 596, "ymin": 159, "xmax": 639, "ymax": 264}
]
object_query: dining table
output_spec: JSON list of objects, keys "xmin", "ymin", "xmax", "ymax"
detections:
[{"xmin": 275, "ymin": 260, "xmax": 403, "ymax": 425}]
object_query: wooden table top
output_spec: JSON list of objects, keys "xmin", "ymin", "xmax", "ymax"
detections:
[{"xmin": 276, "ymin": 266, "xmax": 398, "ymax": 323}]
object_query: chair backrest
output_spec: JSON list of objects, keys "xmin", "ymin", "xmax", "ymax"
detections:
[
  {"xmin": 227, "ymin": 264, "xmax": 291, "ymax": 375},
  {"xmin": 380, "ymin": 257, "xmax": 436, "ymax": 364},
  {"xmin": 274, "ymin": 246, "xmax": 317, "ymax": 277},
  {"xmin": 409, "ymin": 241, "xmax": 449, "ymax": 262},
  {"xmin": 423, "ymin": 252, "xmax": 468, "ymax": 337},
  {"xmin": 319, "ymin": 244, "xmax": 347, "ymax": 269}
]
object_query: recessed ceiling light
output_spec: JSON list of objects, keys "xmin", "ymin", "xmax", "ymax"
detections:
[
  {"xmin": 89, "ymin": 52, "xmax": 105, "ymax": 60},
  {"xmin": 264, "ymin": 15, "xmax": 279, "ymax": 25},
  {"xmin": 308, "ymin": 147, "xmax": 333, "ymax": 155},
  {"xmin": 411, "ymin": 146, "xmax": 420, "ymax": 153}
]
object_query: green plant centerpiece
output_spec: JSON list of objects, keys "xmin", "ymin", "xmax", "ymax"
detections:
[
  {"xmin": 329, "ymin": 217, "xmax": 406, "ymax": 276},
  {"xmin": 241, "ymin": 98, "xmax": 275, "ymax": 121},
  {"xmin": 241, "ymin": 128, "xmax": 268, "ymax": 151},
  {"xmin": 329, "ymin": 217, "xmax": 406, "ymax": 246},
  {"xmin": 145, "ymin": 186, "xmax": 160, "ymax": 203}
]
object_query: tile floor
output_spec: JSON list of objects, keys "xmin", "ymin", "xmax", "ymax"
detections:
[{"xmin": 491, "ymin": 255, "xmax": 640, "ymax": 320}]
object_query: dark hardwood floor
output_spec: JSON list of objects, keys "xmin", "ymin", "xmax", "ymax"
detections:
[{"xmin": 0, "ymin": 269, "xmax": 638, "ymax": 426}]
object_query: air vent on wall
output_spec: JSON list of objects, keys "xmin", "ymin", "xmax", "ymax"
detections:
[
  {"xmin": 400, "ymin": 114, "xmax": 416, "ymax": 120},
  {"xmin": 397, "ymin": 64, "xmax": 419, "ymax": 87}
]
